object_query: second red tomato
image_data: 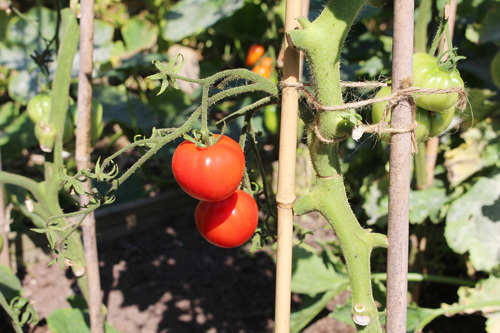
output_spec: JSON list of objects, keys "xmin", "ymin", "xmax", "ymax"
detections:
[
  {"xmin": 195, "ymin": 190, "xmax": 259, "ymax": 248},
  {"xmin": 172, "ymin": 135, "xmax": 245, "ymax": 202}
]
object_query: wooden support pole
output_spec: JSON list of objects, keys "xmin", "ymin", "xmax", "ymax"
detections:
[
  {"xmin": 76, "ymin": 1, "xmax": 104, "ymax": 332},
  {"xmin": 386, "ymin": 0, "xmax": 414, "ymax": 331},
  {"xmin": 274, "ymin": 0, "xmax": 301, "ymax": 331}
]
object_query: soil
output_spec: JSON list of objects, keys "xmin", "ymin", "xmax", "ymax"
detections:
[{"xmin": 17, "ymin": 208, "xmax": 355, "ymax": 333}]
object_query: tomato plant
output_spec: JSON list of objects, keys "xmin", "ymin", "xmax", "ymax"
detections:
[
  {"xmin": 245, "ymin": 44, "xmax": 265, "ymax": 67},
  {"xmin": 26, "ymin": 93, "xmax": 51, "ymax": 123},
  {"xmin": 371, "ymin": 86, "xmax": 430, "ymax": 142},
  {"xmin": 428, "ymin": 107, "xmax": 455, "ymax": 137},
  {"xmin": 195, "ymin": 189, "xmax": 258, "ymax": 248},
  {"xmin": 413, "ymin": 53, "xmax": 464, "ymax": 112},
  {"xmin": 171, "ymin": 134, "xmax": 245, "ymax": 202},
  {"xmin": 69, "ymin": 98, "xmax": 104, "ymax": 144}
]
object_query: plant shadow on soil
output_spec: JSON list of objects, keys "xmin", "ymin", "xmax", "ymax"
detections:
[{"xmin": 96, "ymin": 209, "xmax": 277, "ymax": 333}]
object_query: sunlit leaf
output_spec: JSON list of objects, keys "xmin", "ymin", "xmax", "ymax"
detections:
[{"xmin": 445, "ymin": 174, "xmax": 500, "ymax": 272}]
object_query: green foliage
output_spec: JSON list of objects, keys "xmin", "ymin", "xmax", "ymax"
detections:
[{"xmin": 47, "ymin": 308, "xmax": 120, "ymax": 333}]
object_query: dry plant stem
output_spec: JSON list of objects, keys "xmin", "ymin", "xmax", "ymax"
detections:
[
  {"xmin": 425, "ymin": 0, "xmax": 457, "ymax": 187},
  {"xmin": 386, "ymin": 0, "xmax": 414, "ymax": 332},
  {"xmin": 76, "ymin": 1, "xmax": 104, "ymax": 332},
  {"xmin": 0, "ymin": 150, "xmax": 10, "ymax": 267},
  {"xmin": 274, "ymin": 0, "xmax": 301, "ymax": 331}
]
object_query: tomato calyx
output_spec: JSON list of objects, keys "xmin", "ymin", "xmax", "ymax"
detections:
[
  {"xmin": 436, "ymin": 47, "xmax": 466, "ymax": 73},
  {"xmin": 182, "ymin": 130, "xmax": 225, "ymax": 148}
]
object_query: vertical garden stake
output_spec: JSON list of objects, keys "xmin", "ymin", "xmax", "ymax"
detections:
[
  {"xmin": 386, "ymin": 0, "xmax": 414, "ymax": 332},
  {"xmin": 274, "ymin": 0, "xmax": 301, "ymax": 331},
  {"xmin": 76, "ymin": 1, "xmax": 104, "ymax": 332}
]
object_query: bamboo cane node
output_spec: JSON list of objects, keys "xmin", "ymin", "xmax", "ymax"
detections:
[{"xmin": 277, "ymin": 201, "xmax": 294, "ymax": 211}]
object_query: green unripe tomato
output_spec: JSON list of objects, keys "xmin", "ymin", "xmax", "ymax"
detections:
[
  {"xmin": 69, "ymin": 99, "xmax": 104, "ymax": 144},
  {"xmin": 26, "ymin": 93, "xmax": 51, "ymax": 123},
  {"xmin": 372, "ymin": 86, "xmax": 430, "ymax": 142},
  {"xmin": 263, "ymin": 105, "xmax": 280, "ymax": 135},
  {"xmin": 429, "ymin": 107, "xmax": 455, "ymax": 137},
  {"xmin": 34, "ymin": 121, "xmax": 57, "ymax": 152},
  {"xmin": 413, "ymin": 53, "xmax": 464, "ymax": 112},
  {"xmin": 491, "ymin": 51, "xmax": 500, "ymax": 89}
]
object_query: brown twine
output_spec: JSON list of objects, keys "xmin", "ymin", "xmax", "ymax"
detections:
[{"xmin": 280, "ymin": 79, "xmax": 467, "ymax": 153}]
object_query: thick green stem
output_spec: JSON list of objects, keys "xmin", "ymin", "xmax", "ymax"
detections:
[
  {"xmin": 289, "ymin": 1, "xmax": 387, "ymax": 331},
  {"xmin": 415, "ymin": 141, "xmax": 427, "ymax": 189}
]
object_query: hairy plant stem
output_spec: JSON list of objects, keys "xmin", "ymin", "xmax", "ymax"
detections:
[{"xmin": 288, "ymin": 0, "xmax": 387, "ymax": 331}]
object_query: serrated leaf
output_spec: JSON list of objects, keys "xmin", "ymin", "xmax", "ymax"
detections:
[{"xmin": 445, "ymin": 174, "xmax": 500, "ymax": 272}]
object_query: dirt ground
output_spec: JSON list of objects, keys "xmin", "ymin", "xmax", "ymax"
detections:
[{"xmin": 18, "ymin": 208, "xmax": 355, "ymax": 333}]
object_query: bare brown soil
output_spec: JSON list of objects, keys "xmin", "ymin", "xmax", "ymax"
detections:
[{"xmin": 19, "ymin": 209, "xmax": 353, "ymax": 333}]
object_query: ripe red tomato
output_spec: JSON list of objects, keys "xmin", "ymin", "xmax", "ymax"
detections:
[
  {"xmin": 195, "ymin": 190, "xmax": 258, "ymax": 248},
  {"xmin": 245, "ymin": 44, "xmax": 265, "ymax": 67},
  {"xmin": 252, "ymin": 64, "xmax": 272, "ymax": 79},
  {"xmin": 172, "ymin": 134, "xmax": 245, "ymax": 202}
]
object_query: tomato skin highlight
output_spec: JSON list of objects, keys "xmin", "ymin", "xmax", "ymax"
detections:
[
  {"xmin": 172, "ymin": 135, "xmax": 245, "ymax": 202},
  {"xmin": 413, "ymin": 53, "xmax": 464, "ymax": 112},
  {"xmin": 195, "ymin": 190, "xmax": 258, "ymax": 248},
  {"xmin": 245, "ymin": 44, "xmax": 265, "ymax": 67}
]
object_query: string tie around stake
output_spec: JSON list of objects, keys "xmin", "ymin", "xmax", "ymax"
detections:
[{"xmin": 279, "ymin": 79, "xmax": 467, "ymax": 153}]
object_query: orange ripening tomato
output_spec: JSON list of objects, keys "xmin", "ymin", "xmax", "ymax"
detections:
[
  {"xmin": 252, "ymin": 64, "xmax": 272, "ymax": 79},
  {"xmin": 245, "ymin": 44, "xmax": 265, "ymax": 67},
  {"xmin": 260, "ymin": 56, "xmax": 273, "ymax": 68}
]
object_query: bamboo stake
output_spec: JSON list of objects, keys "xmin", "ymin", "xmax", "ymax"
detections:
[
  {"xmin": 0, "ymin": 150, "xmax": 10, "ymax": 267},
  {"xmin": 425, "ymin": 0, "xmax": 457, "ymax": 187},
  {"xmin": 76, "ymin": 1, "xmax": 104, "ymax": 332},
  {"xmin": 274, "ymin": 0, "xmax": 301, "ymax": 331},
  {"xmin": 386, "ymin": 0, "xmax": 414, "ymax": 331}
]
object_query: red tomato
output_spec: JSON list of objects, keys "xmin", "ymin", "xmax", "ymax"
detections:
[
  {"xmin": 195, "ymin": 190, "xmax": 258, "ymax": 248},
  {"xmin": 252, "ymin": 64, "xmax": 272, "ymax": 79},
  {"xmin": 245, "ymin": 44, "xmax": 265, "ymax": 67},
  {"xmin": 172, "ymin": 135, "xmax": 245, "ymax": 202}
]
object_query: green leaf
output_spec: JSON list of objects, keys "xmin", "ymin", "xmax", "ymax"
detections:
[
  {"xmin": 7, "ymin": 69, "xmax": 44, "ymax": 104},
  {"xmin": 291, "ymin": 246, "xmax": 349, "ymax": 297},
  {"xmin": 290, "ymin": 289, "xmax": 341, "ymax": 333},
  {"xmin": 93, "ymin": 85, "xmax": 157, "ymax": 132},
  {"xmin": 361, "ymin": 174, "xmax": 389, "ymax": 227},
  {"xmin": 0, "ymin": 102, "xmax": 20, "ymax": 128},
  {"xmin": 121, "ymin": 16, "xmax": 158, "ymax": 53},
  {"xmin": 47, "ymin": 308, "xmax": 121, "ymax": 333},
  {"xmin": 161, "ymin": 0, "xmax": 245, "ymax": 42},
  {"xmin": 409, "ymin": 187, "xmax": 448, "ymax": 224},
  {"xmin": 479, "ymin": 3, "xmax": 500, "ymax": 43},
  {"xmin": 456, "ymin": 277, "xmax": 500, "ymax": 333},
  {"xmin": 0, "ymin": 264, "xmax": 23, "ymax": 300},
  {"xmin": 0, "ymin": 112, "xmax": 37, "ymax": 161},
  {"xmin": 445, "ymin": 174, "xmax": 500, "ymax": 272},
  {"xmin": 444, "ymin": 121, "xmax": 500, "ymax": 187},
  {"xmin": 6, "ymin": 6, "xmax": 57, "ymax": 49}
]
